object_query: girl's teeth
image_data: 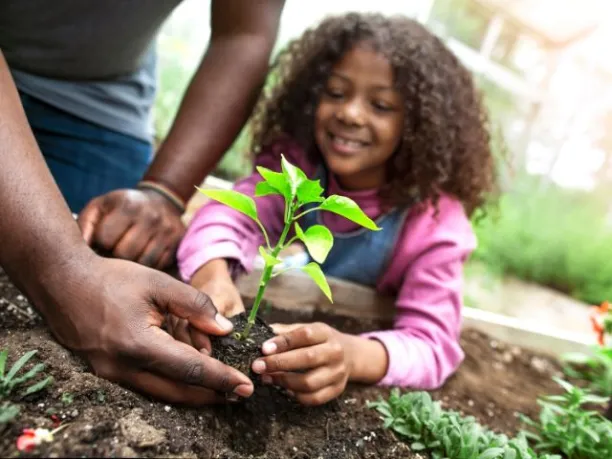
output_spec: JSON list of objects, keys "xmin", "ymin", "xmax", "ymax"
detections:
[{"xmin": 334, "ymin": 136, "xmax": 362, "ymax": 148}]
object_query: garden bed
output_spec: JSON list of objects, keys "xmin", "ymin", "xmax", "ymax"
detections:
[{"xmin": 0, "ymin": 266, "xmax": 573, "ymax": 458}]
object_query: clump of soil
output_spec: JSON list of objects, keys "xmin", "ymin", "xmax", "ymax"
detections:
[
  {"xmin": 211, "ymin": 313, "xmax": 275, "ymax": 378},
  {"xmin": 0, "ymin": 266, "xmax": 574, "ymax": 458}
]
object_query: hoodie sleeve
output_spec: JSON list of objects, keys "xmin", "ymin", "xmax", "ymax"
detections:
[{"xmin": 361, "ymin": 197, "xmax": 476, "ymax": 389}]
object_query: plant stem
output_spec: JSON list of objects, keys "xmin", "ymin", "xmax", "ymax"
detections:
[
  {"xmin": 242, "ymin": 207, "xmax": 293, "ymax": 338},
  {"xmin": 292, "ymin": 206, "xmax": 321, "ymax": 222}
]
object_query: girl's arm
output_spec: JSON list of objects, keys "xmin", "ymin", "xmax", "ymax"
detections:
[
  {"xmin": 177, "ymin": 138, "xmax": 311, "ymax": 283},
  {"xmin": 360, "ymin": 199, "xmax": 476, "ymax": 389}
]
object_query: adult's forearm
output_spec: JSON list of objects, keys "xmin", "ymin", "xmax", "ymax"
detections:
[
  {"xmin": 145, "ymin": 36, "xmax": 274, "ymax": 201},
  {"xmin": 0, "ymin": 53, "xmax": 92, "ymax": 308}
]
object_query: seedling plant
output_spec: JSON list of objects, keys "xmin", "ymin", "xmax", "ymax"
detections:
[
  {"xmin": 520, "ymin": 377, "xmax": 612, "ymax": 458},
  {"xmin": 368, "ymin": 389, "xmax": 560, "ymax": 459},
  {"xmin": 198, "ymin": 155, "xmax": 379, "ymax": 339},
  {"xmin": 0, "ymin": 349, "xmax": 53, "ymax": 425}
]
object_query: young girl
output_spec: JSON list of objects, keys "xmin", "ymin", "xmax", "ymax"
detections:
[{"xmin": 177, "ymin": 13, "xmax": 496, "ymax": 406}]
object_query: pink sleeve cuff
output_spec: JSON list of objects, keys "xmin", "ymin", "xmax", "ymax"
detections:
[
  {"xmin": 179, "ymin": 241, "xmax": 244, "ymax": 283},
  {"xmin": 360, "ymin": 330, "xmax": 419, "ymax": 387}
]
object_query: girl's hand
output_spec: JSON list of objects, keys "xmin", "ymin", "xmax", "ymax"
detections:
[
  {"xmin": 251, "ymin": 322, "xmax": 355, "ymax": 406},
  {"xmin": 191, "ymin": 259, "xmax": 245, "ymax": 318}
]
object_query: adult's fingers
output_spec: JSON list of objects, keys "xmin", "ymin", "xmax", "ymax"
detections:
[
  {"xmin": 138, "ymin": 236, "xmax": 170, "ymax": 268},
  {"xmin": 95, "ymin": 207, "xmax": 136, "ymax": 252},
  {"xmin": 157, "ymin": 248, "xmax": 175, "ymax": 271},
  {"xmin": 78, "ymin": 199, "xmax": 105, "ymax": 245},
  {"xmin": 252, "ymin": 343, "xmax": 334, "ymax": 374},
  {"xmin": 135, "ymin": 327, "xmax": 253, "ymax": 397},
  {"xmin": 149, "ymin": 274, "xmax": 233, "ymax": 336},
  {"xmin": 189, "ymin": 326, "xmax": 212, "ymax": 353},
  {"xmin": 170, "ymin": 316, "xmax": 194, "ymax": 347},
  {"xmin": 123, "ymin": 369, "xmax": 226, "ymax": 405},
  {"xmin": 113, "ymin": 224, "xmax": 153, "ymax": 261}
]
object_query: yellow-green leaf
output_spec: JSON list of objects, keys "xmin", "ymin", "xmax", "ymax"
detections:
[
  {"xmin": 295, "ymin": 223, "xmax": 333, "ymax": 263},
  {"xmin": 281, "ymin": 154, "xmax": 302, "ymax": 196},
  {"xmin": 297, "ymin": 178, "xmax": 325, "ymax": 205},
  {"xmin": 256, "ymin": 166, "xmax": 290, "ymax": 199},
  {"xmin": 255, "ymin": 181, "xmax": 281, "ymax": 197},
  {"xmin": 301, "ymin": 262, "xmax": 332, "ymax": 302},
  {"xmin": 320, "ymin": 195, "xmax": 380, "ymax": 231},
  {"xmin": 197, "ymin": 188, "xmax": 258, "ymax": 221}
]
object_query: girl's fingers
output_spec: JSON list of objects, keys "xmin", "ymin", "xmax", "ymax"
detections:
[
  {"xmin": 294, "ymin": 382, "xmax": 346, "ymax": 406},
  {"xmin": 268, "ymin": 364, "xmax": 344, "ymax": 393},
  {"xmin": 269, "ymin": 323, "xmax": 304, "ymax": 334},
  {"xmin": 252, "ymin": 342, "xmax": 337, "ymax": 374},
  {"xmin": 261, "ymin": 323, "xmax": 329, "ymax": 355},
  {"xmin": 171, "ymin": 317, "xmax": 193, "ymax": 347}
]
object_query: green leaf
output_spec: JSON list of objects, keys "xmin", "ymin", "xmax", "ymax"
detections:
[
  {"xmin": 411, "ymin": 442, "xmax": 426, "ymax": 451},
  {"xmin": 197, "ymin": 188, "xmax": 258, "ymax": 222},
  {"xmin": 320, "ymin": 195, "xmax": 380, "ymax": 231},
  {"xmin": 255, "ymin": 181, "xmax": 281, "ymax": 198},
  {"xmin": 478, "ymin": 448, "xmax": 504, "ymax": 459},
  {"xmin": 6, "ymin": 350, "xmax": 37, "ymax": 382},
  {"xmin": 294, "ymin": 223, "xmax": 333, "ymax": 263},
  {"xmin": 10, "ymin": 363, "xmax": 45, "ymax": 388},
  {"xmin": 296, "ymin": 178, "xmax": 325, "ymax": 205},
  {"xmin": 0, "ymin": 350, "xmax": 7, "ymax": 378},
  {"xmin": 22, "ymin": 376, "xmax": 53, "ymax": 397},
  {"xmin": 256, "ymin": 166, "xmax": 290, "ymax": 199},
  {"xmin": 301, "ymin": 263, "xmax": 332, "ymax": 302},
  {"xmin": 0, "ymin": 402, "xmax": 20, "ymax": 424},
  {"xmin": 552, "ymin": 377, "xmax": 574, "ymax": 393},
  {"xmin": 281, "ymin": 154, "xmax": 302, "ymax": 196},
  {"xmin": 258, "ymin": 246, "xmax": 282, "ymax": 267}
]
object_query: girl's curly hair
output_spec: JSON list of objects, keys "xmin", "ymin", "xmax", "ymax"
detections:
[{"xmin": 250, "ymin": 13, "xmax": 497, "ymax": 216}]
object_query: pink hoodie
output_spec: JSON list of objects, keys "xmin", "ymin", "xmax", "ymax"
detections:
[{"xmin": 178, "ymin": 137, "xmax": 476, "ymax": 389}]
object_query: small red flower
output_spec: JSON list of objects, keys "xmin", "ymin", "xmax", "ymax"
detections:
[
  {"xmin": 16, "ymin": 428, "xmax": 53, "ymax": 452},
  {"xmin": 590, "ymin": 301, "xmax": 611, "ymax": 347}
]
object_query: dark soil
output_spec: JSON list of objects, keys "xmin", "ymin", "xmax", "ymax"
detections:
[
  {"xmin": 211, "ymin": 313, "xmax": 275, "ymax": 379},
  {"xmin": 0, "ymin": 266, "xmax": 569, "ymax": 458}
]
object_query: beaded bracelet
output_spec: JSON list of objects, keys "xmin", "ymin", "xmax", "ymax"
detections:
[{"xmin": 137, "ymin": 180, "xmax": 186, "ymax": 213}]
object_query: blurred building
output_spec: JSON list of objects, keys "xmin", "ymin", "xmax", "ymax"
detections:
[{"xmin": 425, "ymin": 0, "xmax": 612, "ymax": 189}]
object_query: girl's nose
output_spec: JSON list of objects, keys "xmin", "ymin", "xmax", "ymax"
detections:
[{"xmin": 336, "ymin": 99, "xmax": 365, "ymax": 126}]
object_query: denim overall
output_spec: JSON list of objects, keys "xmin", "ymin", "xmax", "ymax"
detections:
[{"xmin": 298, "ymin": 167, "xmax": 408, "ymax": 287}]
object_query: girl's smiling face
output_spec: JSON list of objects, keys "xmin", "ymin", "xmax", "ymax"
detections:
[{"xmin": 315, "ymin": 43, "xmax": 405, "ymax": 191}]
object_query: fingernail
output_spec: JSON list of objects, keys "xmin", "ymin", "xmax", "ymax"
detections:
[
  {"xmin": 262, "ymin": 341, "xmax": 277, "ymax": 354},
  {"xmin": 233, "ymin": 384, "xmax": 253, "ymax": 398},
  {"xmin": 199, "ymin": 348, "xmax": 210, "ymax": 355},
  {"xmin": 261, "ymin": 375, "xmax": 272, "ymax": 385},
  {"xmin": 252, "ymin": 360, "xmax": 266, "ymax": 374},
  {"xmin": 215, "ymin": 313, "xmax": 233, "ymax": 332}
]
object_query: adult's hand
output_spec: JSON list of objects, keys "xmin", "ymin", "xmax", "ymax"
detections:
[
  {"xmin": 78, "ymin": 189, "xmax": 185, "ymax": 269},
  {"xmin": 41, "ymin": 253, "xmax": 254, "ymax": 405}
]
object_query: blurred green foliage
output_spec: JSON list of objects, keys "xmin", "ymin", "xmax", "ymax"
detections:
[{"xmin": 471, "ymin": 176, "xmax": 612, "ymax": 305}]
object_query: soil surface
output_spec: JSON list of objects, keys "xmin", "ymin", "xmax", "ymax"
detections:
[
  {"xmin": 0, "ymin": 267, "xmax": 567, "ymax": 458},
  {"xmin": 211, "ymin": 313, "xmax": 275, "ymax": 379}
]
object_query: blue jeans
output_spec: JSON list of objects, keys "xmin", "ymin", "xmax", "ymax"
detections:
[{"xmin": 19, "ymin": 92, "xmax": 153, "ymax": 213}]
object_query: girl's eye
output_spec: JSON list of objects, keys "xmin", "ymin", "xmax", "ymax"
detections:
[
  {"xmin": 373, "ymin": 101, "xmax": 394, "ymax": 112},
  {"xmin": 325, "ymin": 87, "xmax": 344, "ymax": 99}
]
